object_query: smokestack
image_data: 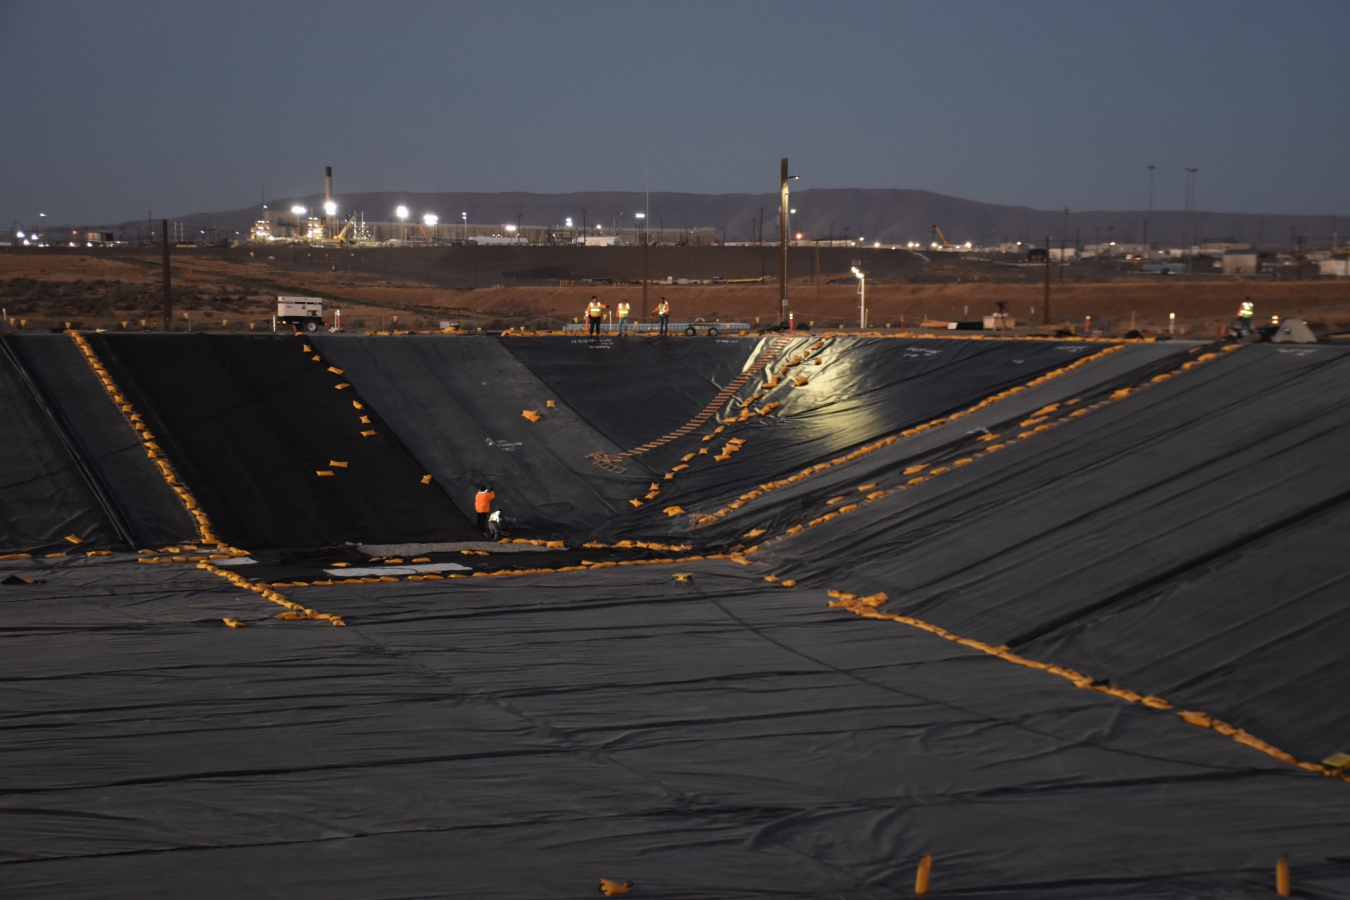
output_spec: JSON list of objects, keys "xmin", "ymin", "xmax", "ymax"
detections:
[{"xmin": 324, "ymin": 167, "xmax": 332, "ymax": 205}]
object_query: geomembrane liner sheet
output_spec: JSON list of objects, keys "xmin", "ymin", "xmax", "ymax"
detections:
[
  {"xmin": 0, "ymin": 336, "xmax": 118, "ymax": 552},
  {"xmin": 89, "ymin": 334, "xmax": 479, "ymax": 548},
  {"xmin": 314, "ymin": 334, "xmax": 654, "ymax": 535},
  {"xmin": 760, "ymin": 344, "xmax": 1350, "ymax": 765},
  {"xmin": 2, "ymin": 554, "xmax": 1349, "ymax": 898},
  {"xmin": 499, "ymin": 334, "xmax": 760, "ymax": 451},
  {"xmin": 596, "ymin": 336, "xmax": 1111, "ymax": 537},
  {"xmin": 10, "ymin": 334, "xmax": 199, "ymax": 548}
]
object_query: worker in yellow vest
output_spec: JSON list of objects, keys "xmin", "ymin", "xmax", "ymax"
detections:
[
  {"xmin": 654, "ymin": 298, "xmax": 670, "ymax": 336},
  {"xmin": 617, "ymin": 301, "xmax": 631, "ymax": 336},
  {"xmin": 585, "ymin": 296, "xmax": 605, "ymax": 337},
  {"xmin": 1234, "ymin": 299, "xmax": 1255, "ymax": 337}
]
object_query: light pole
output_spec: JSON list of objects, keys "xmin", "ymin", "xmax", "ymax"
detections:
[
  {"xmin": 851, "ymin": 266, "xmax": 866, "ymax": 329},
  {"xmin": 780, "ymin": 158, "xmax": 799, "ymax": 326},
  {"xmin": 396, "ymin": 205, "xmax": 408, "ymax": 242},
  {"xmin": 790, "ymin": 208, "xmax": 797, "ymax": 245},
  {"xmin": 1185, "ymin": 167, "xmax": 1198, "ymax": 246},
  {"xmin": 636, "ymin": 212, "xmax": 648, "ymax": 315},
  {"xmin": 324, "ymin": 200, "xmax": 337, "ymax": 241},
  {"xmin": 424, "ymin": 213, "xmax": 438, "ymax": 244},
  {"xmin": 291, "ymin": 205, "xmax": 307, "ymax": 242},
  {"xmin": 461, "ymin": 211, "xmax": 468, "ymax": 243},
  {"xmin": 1145, "ymin": 164, "xmax": 1155, "ymax": 251}
]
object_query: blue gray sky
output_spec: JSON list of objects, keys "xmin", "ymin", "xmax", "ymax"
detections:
[{"xmin": 2, "ymin": 0, "xmax": 1346, "ymax": 227}]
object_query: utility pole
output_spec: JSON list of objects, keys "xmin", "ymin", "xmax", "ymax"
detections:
[
  {"xmin": 161, "ymin": 219, "xmax": 172, "ymax": 330},
  {"xmin": 643, "ymin": 175, "xmax": 650, "ymax": 319},
  {"xmin": 1042, "ymin": 235, "xmax": 1051, "ymax": 327},
  {"xmin": 779, "ymin": 158, "xmax": 791, "ymax": 325},
  {"xmin": 1145, "ymin": 164, "xmax": 1155, "ymax": 250}
]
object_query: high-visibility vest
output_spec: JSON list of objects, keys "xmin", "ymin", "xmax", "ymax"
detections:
[
  {"xmin": 1238, "ymin": 302, "xmax": 1254, "ymax": 319},
  {"xmin": 656, "ymin": 301, "xmax": 669, "ymax": 316},
  {"xmin": 587, "ymin": 302, "xmax": 603, "ymax": 317},
  {"xmin": 617, "ymin": 303, "xmax": 630, "ymax": 318}
]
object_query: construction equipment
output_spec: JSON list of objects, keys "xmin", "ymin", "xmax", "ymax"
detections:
[
  {"xmin": 332, "ymin": 214, "xmax": 358, "ymax": 244},
  {"xmin": 931, "ymin": 225, "xmax": 955, "ymax": 249},
  {"xmin": 276, "ymin": 296, "xmax": 324, "ymax": 332}
]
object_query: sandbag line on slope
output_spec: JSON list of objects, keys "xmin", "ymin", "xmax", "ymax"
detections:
[
  {"xmin": 689, "ymin": 341, "xmax": 1126, "ymax": 529},
  {"xmin": 198, "ymin": 560, "xmax": 347, "ymax": 626},
  {"xmin": 822, "ymin": 589, "xmax": 1343, "ymax": 781},
  {"xmin": 66, "ymin": 331, "xmax": 230, "ymax": 551},
  {"xmin": 598, "ymin": 336, "xmax": 796, "ymax": 491},
  {"xmin": 294, "ymin": 335, "xmax": 438, "ymax": 486},
  {"xmin": 649, "ymin": 337, "xmax": 831, "ymax": 515},
  {"xmin": 742, "ymin": 344, "xmax": 1237, "ymax": 554}
]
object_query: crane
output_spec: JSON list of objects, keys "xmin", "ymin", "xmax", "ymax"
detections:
[
  {"xmin": 931, "ymin": 225, "xmax": 955, "ymax": 249},
  {"xmin": 332, "ymin": 213, "xmax": 358, "ymax": 244}
]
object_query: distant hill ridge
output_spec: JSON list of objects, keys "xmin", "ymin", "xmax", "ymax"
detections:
[{"xmin": 114, "ymin": 188, "xmax": 1343, "ymax": 249}]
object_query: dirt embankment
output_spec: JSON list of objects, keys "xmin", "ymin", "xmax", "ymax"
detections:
[{"xmin": 2, "ymin": 249, "xmax": 1346, "ymax": 336}]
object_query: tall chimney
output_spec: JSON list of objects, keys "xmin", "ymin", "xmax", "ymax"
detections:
[{"xmin": 325, "ymin": 166, "xmax": 333, "ymax": 206}]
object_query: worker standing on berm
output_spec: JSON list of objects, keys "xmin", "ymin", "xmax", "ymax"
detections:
[
  {"xmin": 586, "ymin": 296, "xmax": 604, "ymax": 337},
  {"xmin": 654, "ymin": 297, "xmax": 670, "ymax": 336},
  {"xmin": 474, "ymin": 485, "xmax": 495, "ymax": 535},
  {"xmin": 617, "ymin": 300, "xmax": 631, "ymax": 336}
]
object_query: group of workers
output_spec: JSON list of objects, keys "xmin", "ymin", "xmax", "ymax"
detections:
[{"xmin": 585, "ymin": 296, "xmax": 671, "ymax": 337}]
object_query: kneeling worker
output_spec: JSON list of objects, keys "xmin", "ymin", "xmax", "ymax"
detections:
[
  {"xmin": 474, "ymin": 484, "xmax": 495, "ymax": 534},
  {"xmin": 586, "ymin": 296, "xmax": 604, "ymax": 337}
]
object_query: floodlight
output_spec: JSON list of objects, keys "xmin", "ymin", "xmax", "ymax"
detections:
[
  {"xmin": 424, "ymin": 213, "xmax": 438, "ymax": 226},
  {"xmin": 396, "ymin": 205, "xmax": 409, "ymax": 219},
  {"xmin": 291, "ymin": 205, "xmax": 307, "ymax": 215},
  {"xmin": 324, "ymin": 201, "xmax": 337, "ymax": 216}
]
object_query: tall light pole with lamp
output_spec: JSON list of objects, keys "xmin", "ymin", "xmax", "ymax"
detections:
[
  {"xmin": 636, "ymin": 212, "xmax": 648, "ymax": 315},
  {"xmin": 851, "ymin": 266, "xmax": 866, "ymax": 329},
  {"xmin": 780, "ymin": 159, "xmax": 799, "ymax": 327},
  {"xmin": 396, "ymin": 205, "xmax": 408, "ymax": 242},
  {"xmin": 424, "ymin": 213, "xmax": 438, "ymax": 244},
  {"xmin": 461, "ymin": 211, "xmax": 468, "ymax": 243},
  {"xmin": 1145, "ymin": 164, "xmax": 1155, "ymax": 251},
  {"xmin": 324, "ymin": 201, "xmax": 337, "ymax": 241},
  {"xmin": 290, "ymin": 205, "xmax": 307, "ymax": 242}
]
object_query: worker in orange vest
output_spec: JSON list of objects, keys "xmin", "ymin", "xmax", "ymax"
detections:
[
  {"xmin": 474, "ymin": 484, "xmax": 496, "ymax": 534},
  {"xmin": 585, "ymin": 296, "xmax": 605, "ymax": 337},
  {"xmin": 654, "ymin": 298, "xmax": 670, "ymax": 336},
  {"xmin": 617, "ymin": 301, "xmax": 631, "ymax": 336}
]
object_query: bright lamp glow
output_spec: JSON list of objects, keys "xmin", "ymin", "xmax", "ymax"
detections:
[
  {"xmin": 423, "ymin": 213, "xmax": 438, "ymax": 226},
  {"xmin": 565, "ymin": 218, "xmax": 573, "ymax": 227},
  {"xmin": 291, "ymin": 205, "xmax": 307, "ymax": 215},
  {"xmin": 635, "ymin": 212, "xmax": 645, "ymax": 219},
  {"xmin": 396, "ymin": 205, "xmax": 409, "ymax": 219},
  {"xmin": 323, "ymin": 201, "xmax": 337, "ymax": 216},
  {"xmin": 505, "ymin": 224, "xmax": 517, "ymax": 232}
]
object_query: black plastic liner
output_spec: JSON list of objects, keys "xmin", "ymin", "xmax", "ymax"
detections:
[
  {"xmin": 762, "ymin": 344, "xmax": 1350, "ymax": 765},
  {"xmin": 500, "ymin": 334, "xmax": 758, "ymax": 450},
  {"xmin": 0, "ymin": 338, "xmax": 117, "ymax": 552},
  {"xmin": 314, "ymin": 334, "xmax": 655, "ymax": 535},
  {"xmin": 10, "ymin": 334, "xmax": 198, "ymax": 548},
  {"xmin": 2, "ymin": 555, "xmax": 1349, "ymax": 898},
  {"xmin": 687, "ymin": 341, "xmax": 1199, "ymax": 543},
  {"xmin": 89, "ymin": 334, "xmax": 479, "ymax": 548},
  {"xmin": 599, "ymin": 337, "xmax": 1109, "ymax": 537}
]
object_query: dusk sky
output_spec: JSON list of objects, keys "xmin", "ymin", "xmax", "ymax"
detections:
[{"xmin": 2, "ymin": 0, "xmax": 1347, "ymax": 227}]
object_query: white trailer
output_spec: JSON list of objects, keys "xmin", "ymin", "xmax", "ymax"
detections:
[{"xmin": 276, "ymin": 296, "xmax": 324, "ymax": 332}]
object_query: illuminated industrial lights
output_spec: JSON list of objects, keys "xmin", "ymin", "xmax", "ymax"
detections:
[
  {"xmin": 291, "ymin": 205, "xmax": 307, "ymax": 216},
  {"xmin": 423, "ymin": 213, "xmax": 438, "ymax": 226},
  {"xmin": 323, "ymin": 201, "xmax": 337, "ymax": 217},
  {"xmin": 395, "ymin": 205, "xmax": 409, "ymax": 220}
]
